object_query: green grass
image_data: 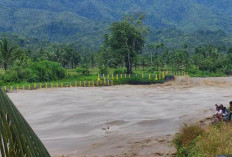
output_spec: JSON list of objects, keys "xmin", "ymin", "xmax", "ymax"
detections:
[{"xmin": 173, "ymin": 123, "xmax": 232, "ymax": 157}]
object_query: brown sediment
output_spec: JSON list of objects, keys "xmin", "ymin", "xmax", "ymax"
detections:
[{"xmin": 7, "ymin": 77, "xmax": 232, "ymax": 157}]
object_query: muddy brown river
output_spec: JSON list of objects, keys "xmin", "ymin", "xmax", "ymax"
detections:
[{"xmin": 7, "ymin": 77, "xmax": 232, "ymax": 157}]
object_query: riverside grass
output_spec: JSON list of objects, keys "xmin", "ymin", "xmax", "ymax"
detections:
[
  {"xmin": 173, "ymin": 123, "xmax": 232, "ymax": 157},
  {"xmin": 0, "ymin": 89, "xmax": 50, "ymax": 157}
]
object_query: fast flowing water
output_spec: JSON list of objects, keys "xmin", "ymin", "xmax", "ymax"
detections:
[{"xmin": 7, "ymin": 77, "xmax": 232, "ymax": 157}]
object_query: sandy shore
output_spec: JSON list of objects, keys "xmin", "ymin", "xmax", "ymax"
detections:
[{"xmin": 7, "ymin": 77, "xmax": 232, "ymax": 157}]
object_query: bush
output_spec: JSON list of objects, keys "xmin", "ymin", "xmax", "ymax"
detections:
[
  {"xmin": 4, "ymin": 64, "xmax": 32, "ymax": 83},
  {"xmin": 4, "ymin": 60, "xmax": 66, "ymax": 83},
  {"xmin": 76, "ymin": 67, "xmax": 90, "ymax": 76},
  {"xmin": 29, "ymin": 60, "xmax": 66, "ymax": 82}
]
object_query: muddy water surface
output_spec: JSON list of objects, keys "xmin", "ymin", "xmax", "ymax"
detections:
[{"xmin": 7, "ymin": 77, "xmax": 232, "ymax": 157}]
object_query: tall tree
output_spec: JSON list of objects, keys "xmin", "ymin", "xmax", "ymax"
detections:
[
  {"xmin": 0, "ymin": 38, "xmax": 18, "ymax": 70},
  {"xmin": 107, "ymin": 14, "xmax": 147, "ymax": 74}
]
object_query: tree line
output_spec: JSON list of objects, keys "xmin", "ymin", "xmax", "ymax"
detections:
[{"xmin": 0, "ymin": 14, "xmax": 232, "ymax": 84}]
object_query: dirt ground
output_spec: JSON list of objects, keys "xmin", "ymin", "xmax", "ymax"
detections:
[{"xmin": 8, "ymin": 77, "xmax": 232, "ymax": 157}]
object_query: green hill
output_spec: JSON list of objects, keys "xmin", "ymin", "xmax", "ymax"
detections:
[{"xmin": 0, "ymin": 0, "xmax": 232, "ymax": 48}]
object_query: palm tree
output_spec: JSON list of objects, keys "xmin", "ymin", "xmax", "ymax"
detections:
[
  {"xmin": 0, "ymin": 38, "xmax": 18, "ymax": 70},
  {"xmin": 0, "ymin": 88, "xmax": 50, "ymax": 157}
]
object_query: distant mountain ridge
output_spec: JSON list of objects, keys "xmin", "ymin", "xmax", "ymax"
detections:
[{"xmin": 0, "ymin": 0, "xmax": 232, "ymax": 48}]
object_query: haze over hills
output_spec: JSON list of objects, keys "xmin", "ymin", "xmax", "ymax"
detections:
[{"xmin": 1, "ymin": 0, "xmax": 232, "ymax": 49}]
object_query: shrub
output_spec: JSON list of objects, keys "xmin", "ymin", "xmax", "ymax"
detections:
[
  {"xmin": 76, "ymin": 67, "xmax": 90, "ymax": 76},
  {"xmin": 4, "ymin": 60, "xmax": 67, "ymax": 83},
  {"xmin": 30, "ymin": 60, "xmax": 66, "ymax": 82}
]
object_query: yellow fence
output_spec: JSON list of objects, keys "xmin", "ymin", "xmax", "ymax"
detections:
[{"xmin": 2, "ymin": 71, "xmax": 188, "ymax": 92}]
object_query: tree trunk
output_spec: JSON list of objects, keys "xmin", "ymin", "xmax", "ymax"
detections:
[{"xmin": 3, "ymin": 62, "xmax": 7, "ymax": 70}]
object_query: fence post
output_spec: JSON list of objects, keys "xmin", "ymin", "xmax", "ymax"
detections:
[
  {"xmin": 149, "ymin": 73, "xmax": 151, "ymax": 80},
  {"xmin": 23, "ymin": 85, "xmax": 25, "ymax": 90},
  {"xmin": 121, "ymin": 74, "xmax": 123, "ymax": 79},
  {"xmin": 28, "ymin": 85, "xmax": 31, "ymax": 90},
  {"xmin": 111, "ymin": 74, "xmax": 114, "ymax": 80},
  {"xmin": 142, "ymin": 73, "xmax": 144, "ymax": 78},
  {"xmin": 17, "ymin": 85, "xmax": 19, "ymax": 90},
  {"xmin": 111, "ymin": 80, "xmax": 114, "ymax": 86},
  {"xmin": 4, "ymin": 86, "xmax": 7, "ymax": 92},
  {"xmin": 155, "ymin": 74, "xmax": 158, "ymax": 80},
  {"xmin": 116, "ymin": 74, "xmax": 119, "ymax": 80},
  {"xmin": 107, "ymin": 80, "xmax": 110, "ymax": 86},
  {"xmin": 98, "ymin": 74, "xmax": 100, "ymax": 81},
  {"xmin": 10, "ymin": 86, "xmax": 13, "ymax": 91}
]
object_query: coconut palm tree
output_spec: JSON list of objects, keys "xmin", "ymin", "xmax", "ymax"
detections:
[
  {"xmin": 0, "ymin": 38, "xmax": 18, "ymax": 70},
  {"xmin": 0, "ymin": 88, "xmax": 50, "ymax": 157}
]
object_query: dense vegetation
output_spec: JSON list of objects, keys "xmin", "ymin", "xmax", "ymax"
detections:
[
  {"xmin": 0, "ymin": 14, "xmax": 232, "ymax": 85},
  {"xmin": 173, "ymin": 123, "xmax": 232, "ymax": 157},
  {"xmin": 1, "ymin": 0, "xmax": 232, "ymax": 49}
]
